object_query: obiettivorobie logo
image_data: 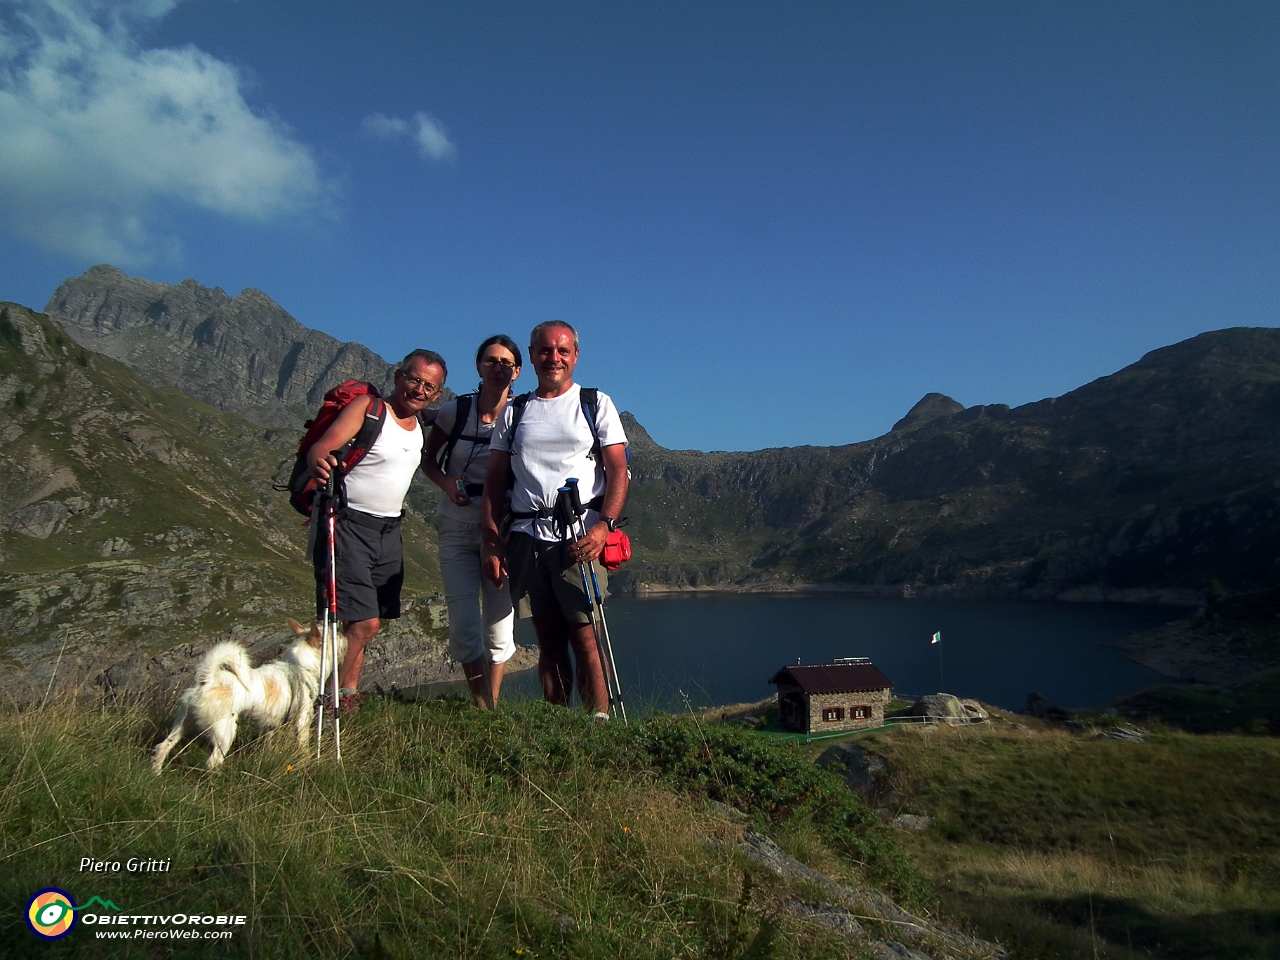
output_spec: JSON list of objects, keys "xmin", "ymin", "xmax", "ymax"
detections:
[
  {"xmin": 26, "ymin": 888, "xmax": 246, "ymax": 941},
  {"xmin": 26, "ymin": 889, "xmax": 120, "ymax": 940}
]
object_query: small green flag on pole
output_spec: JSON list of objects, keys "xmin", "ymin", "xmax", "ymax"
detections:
[{"xmin": 931, "ymin": 631, "xmax": 941, "ymax": 644}]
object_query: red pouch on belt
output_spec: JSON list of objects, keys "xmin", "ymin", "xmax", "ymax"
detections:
[{"xmin": 602, "ymin": 529, "xmax": 631, "ymax": 570}]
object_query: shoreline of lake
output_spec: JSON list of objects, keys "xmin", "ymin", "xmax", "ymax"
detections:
[
  {"xmin": 1112, "ymin": 618, "xmax": 1276, "ymax": 685},
  {"xmin": 625, "ymin": 578, "xmax": 1202, "ymax": 608}
]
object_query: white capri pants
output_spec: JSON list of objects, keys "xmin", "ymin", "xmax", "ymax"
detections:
[{"xmin": 437, "ymin": 515, "xmax": 516, "ymax": 665}]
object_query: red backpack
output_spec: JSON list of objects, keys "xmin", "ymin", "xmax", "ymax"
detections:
[{"xmin": 283, "ymin": 381, "xmax": 387, "ymax": 515}]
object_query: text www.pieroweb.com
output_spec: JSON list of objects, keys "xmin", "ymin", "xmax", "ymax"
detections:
[{"xmin": 85, "ymin": 913, "xmax": 244, "ymax": 940}]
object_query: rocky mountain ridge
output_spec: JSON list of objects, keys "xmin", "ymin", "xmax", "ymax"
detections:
[
  {"xmin": 45, "ymin": 265, "xmax": 401, "ymax": 426},
  {"xmin": 614, "ymin": 326, "xmax": 1280, "ymax": 602}
]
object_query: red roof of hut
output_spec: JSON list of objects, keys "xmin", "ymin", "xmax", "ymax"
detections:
[{"xmin": 768, "ymin": 663, "xmax": 893, "ymax": 695}]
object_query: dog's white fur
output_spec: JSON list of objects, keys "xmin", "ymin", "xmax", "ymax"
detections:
[{"xmin": 151, "ymin": 618, "xmax": 346, "ymax": 773}]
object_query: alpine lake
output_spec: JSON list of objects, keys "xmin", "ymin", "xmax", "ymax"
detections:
[{"xmin": 443, "ymin": 593, "xmax": 1182, "ymax": 713}]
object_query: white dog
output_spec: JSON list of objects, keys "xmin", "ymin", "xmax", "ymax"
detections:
[{"xmin": 151, "ymin": 619, "xmax": 346, "ymax": 773}]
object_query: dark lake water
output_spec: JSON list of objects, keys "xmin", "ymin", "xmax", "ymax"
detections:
[{"xmin": 482, "ymin": 594, "xmax": 1181, "ymax": 712}]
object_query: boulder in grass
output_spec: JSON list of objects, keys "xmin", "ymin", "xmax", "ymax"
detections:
[
  {"xmin": 8, "ymin": 501, "xmax": 72, "ymax": 539},
  {"xmin": 908, "ymin": 693, "xmax": 988, "ymax": 722},
  {"xmin": 891, "ymin": 814, "xmax": 934, "ymax": 832},
  {"xmin": 815, "ymin": 741, "xmax": 888, "ymax": 796}
]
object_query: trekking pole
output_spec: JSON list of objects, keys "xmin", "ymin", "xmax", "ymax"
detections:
[
  {"xmin": 564, "ymin": 479, "xmax": 627, "ymax": 723},
  {"xmin": 314, "ymin": 475, "xmax": 332, "ymax": 757},
  {"xmin": 315, "ymin": 457, "xmax": 343, "ymax": 760},
  {"xmin": 553, "ymin": 489, "xmax": 612, "ymax": 719},
  {"xmin": 327, "ymin": 457, "xmax": 343, "ymax": 761}
]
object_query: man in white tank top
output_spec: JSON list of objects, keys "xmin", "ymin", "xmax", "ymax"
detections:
[{"xmin": 307, "ymin": 349, "xmax": 446, "ymax": 709}]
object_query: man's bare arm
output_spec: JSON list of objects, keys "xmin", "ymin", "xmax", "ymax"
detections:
[{"xmin": 573, "ymin": 443, "xmax": 629, "ymax": 563}]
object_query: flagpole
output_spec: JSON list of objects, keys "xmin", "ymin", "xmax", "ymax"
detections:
[{"xmin": 932, "ymin": 631, "xmax": 943, "ymax": 690}]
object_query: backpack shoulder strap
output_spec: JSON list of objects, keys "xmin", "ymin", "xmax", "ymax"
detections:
[
  {"xmin": 346, "ymin": 395, "xmax": 386, "ymax": 463},
  {"xmin": 579, "ymin": 387, "xmax": 602, "ymax": 459},
  {"xmin": 435, "ymin": 394, "xmax": 474, "ymax": 470},
  {"xmin": 506, "ymin": 392, "xmax": 534, "ymax": 456}
]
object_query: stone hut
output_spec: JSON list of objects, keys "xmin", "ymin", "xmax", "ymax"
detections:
[{"xmin": 768, "ymin": 659, "xmax": 893, "ymax": 735}]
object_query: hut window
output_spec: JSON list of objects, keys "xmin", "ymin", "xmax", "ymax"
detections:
[
  {"xmin": 823, "ymin": 707, "xmax": 844, "ymax": 722},
  {"xmin": 852, "ymin": 706, "xmax": 869, "ymax": 719}
]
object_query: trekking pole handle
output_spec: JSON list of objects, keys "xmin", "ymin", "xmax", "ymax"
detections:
[
  {"xmin": 323, "ymin": 450, "xmax": 341, "ymax": 498},
  {"xmin": 553, "ymin": 487, "xmax": 575, "ymax": 542},
  {"xmin": 564, "ymin": 477, "xmax": 583, "ymax": 517}
]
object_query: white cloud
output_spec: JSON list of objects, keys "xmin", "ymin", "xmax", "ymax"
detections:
[
  {"xmin": 362, "ymin": 110, "xmax": 457, "ymax": 162},
  {"xmin": 0, "ymin": 0, "xmax": 330, "ymax": 265},
  {"xmin": 362, "ymin": 112, "xmax": 411, "ymax": 140}
]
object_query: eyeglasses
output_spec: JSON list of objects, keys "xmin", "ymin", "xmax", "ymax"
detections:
[
  {"xmin": 397, "ymin": 371, "xmax": 440, "ymax": 393},
  {"xmin": 480, "ymin": 358, "xmax": 517, "ymax": 370}
]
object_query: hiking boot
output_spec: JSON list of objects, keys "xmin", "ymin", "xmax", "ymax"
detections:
[{"xmin": 339, "ymin": 693, "xmax": 366, "ymax": 714}]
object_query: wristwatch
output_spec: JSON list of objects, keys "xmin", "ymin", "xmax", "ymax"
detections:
[{"xmin": 601, "ymin": 517, "xmax": 619, "ymax": 533}]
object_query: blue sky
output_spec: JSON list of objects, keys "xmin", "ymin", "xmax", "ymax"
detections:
[{"xmin": 1, "ymin": 1, "xmax": 1276, "ymax": 451}]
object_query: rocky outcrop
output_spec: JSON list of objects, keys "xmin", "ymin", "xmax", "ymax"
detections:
[
  {"xmin": 44, "ymin": 265, "xmax": 399, "ymax": 426},
  {"xmin": 738, "ymin": 831, "xmax": 1005, "ymax": 958},
  {"xmin": 816, "ymin": 741, "xmax": 889, "ymax": 796},
  {"xmin": 1099, "ymin": 725, "xmax": 1146, "ymax": 743},
  {"xmin": 1111, "ymin": 584, "xmax": 1280, "ymax": 683},
  {"xmin": 909, "ymin": 693, "xmax": 989, "ymax": 723}
]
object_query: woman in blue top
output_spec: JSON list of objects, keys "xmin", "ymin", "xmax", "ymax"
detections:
[{"xmin": 422, "ymin": 335, "xmax": 522, "ymax": 709}]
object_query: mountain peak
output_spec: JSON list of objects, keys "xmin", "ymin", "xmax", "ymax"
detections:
[
  {"xmin": 45, "ymin": 265, "xmax": 396, "ymax": 426},
  {"xmin": 891, "ymin": 393, "xmax": 965, "ymax": 432}
]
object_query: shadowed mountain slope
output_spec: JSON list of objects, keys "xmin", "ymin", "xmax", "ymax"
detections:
[{"xmin": 616, "ymin": 327, "xmax": 1280, "ymax": 601}]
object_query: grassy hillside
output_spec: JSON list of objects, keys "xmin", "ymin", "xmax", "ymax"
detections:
[
  {"xmin": 4, "ymin": 680, "xmax": 1275, "ymax": 958},
  {"xmin": 0, "ymin": 697, "xmax": 967, "ymax": 959},
  {"xmin": 853, "ymin": 717, "xmax": 1280, "ymax": 959}
]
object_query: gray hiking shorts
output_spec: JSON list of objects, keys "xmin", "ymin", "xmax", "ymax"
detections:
[
  {"xmin": 506, "ymin": 532, "xmax": 607, "ymax": 623},
  {"xmin": 314, "ymin": 508, "xmax": 404, "ymax": 623}
]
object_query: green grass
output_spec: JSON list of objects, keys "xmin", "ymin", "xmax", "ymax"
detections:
[
  {"xmin": 0, "ymin": 696, "xmax": 926, "ymax": 958},
  {"xmin": 1115, "ymin": 669, "xmax": 1280, "ymax": 735},
  {"xmin": 854, "ymin": 719, "xmax": 1280, "ymax": 959}
]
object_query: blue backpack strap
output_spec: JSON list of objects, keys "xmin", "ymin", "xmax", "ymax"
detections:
[
  {"xmin": 579, "ymin": 387, "xmax": 602, "ymax": 460},
  {"xmin": 508, "ymin": 388, "xmax": 609, "ymax": 460}
]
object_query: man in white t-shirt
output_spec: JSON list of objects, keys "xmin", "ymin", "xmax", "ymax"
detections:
[
  {"xmin": 482, "ymin": 321, "xmax": 628, "ymax": 716},
  {"xmin": 307, "ymin": 349, "xmax": 446, "ymax": 710}
]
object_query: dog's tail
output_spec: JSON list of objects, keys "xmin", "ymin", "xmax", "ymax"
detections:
[{"xmin": 195, "ymin": 642, "xmax": 254, "ymax": 689}]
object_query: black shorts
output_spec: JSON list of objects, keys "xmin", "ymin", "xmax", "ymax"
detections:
[
  {"xmin": 506, "ymin": 531, "xmax": 607, "ymax": 624},
  {"xmin": 314, "ymin": 509, "xmax": 404, "ymax": 623}
]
